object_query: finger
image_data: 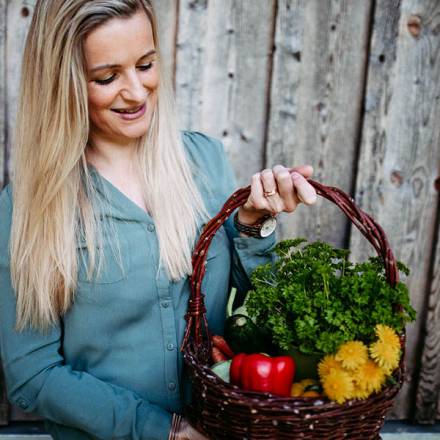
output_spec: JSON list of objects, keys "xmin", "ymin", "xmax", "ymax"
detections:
[
  {"xmin": 246, "ymin": 172, "xmax": 267, "ymax": 211},
  {"xmin": 261, "ymin": 169, "xmax": 286, "ymax": 214},
  {"xmin": 288, "ymin": 164, "xmax": 314, "ymax": 179},
  {"xmin": 273, "ymin": 165, "xmax": 297, "ymax": 212},
  {"xmin": 291, "ymin": 171, "xmax": 317, "ymax": 205},
  {"xmin": 260, "ymin": 168, "xmax": 277, "ymax": 194}
]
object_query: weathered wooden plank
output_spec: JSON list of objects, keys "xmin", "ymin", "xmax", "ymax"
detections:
[
  {"xmin": 5, "ymin": 0, "xmax": 35, "ymax": 185},
  {"xmin": 150, "ymin": 0, "xmax": 178, "ymax": 86},
  {"xmin": 175, "ymin": 0, "xmax": 276, "ymax": 185},
  {"xmin": 174, "ymin": 0, "xmax": 208, "ymax": 130},
  {"xmin": 0, "ymin": 0, "xmax": 5, "ymax": 190},
  {"xmin": 415, "ymin": 217, "xmax": 440, "ymax": 423},
  {"xmin": 350, "ymin": 0, "xmax": 440, "ymax": 419},
  {"xmin": 266, "ymin": 0, "xmax": 373, "ymax": 247}
]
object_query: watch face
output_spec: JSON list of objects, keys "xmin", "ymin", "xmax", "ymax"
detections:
[{"xmin": 260, "ymin": 216, "xmax": 277, "ymax": 237}]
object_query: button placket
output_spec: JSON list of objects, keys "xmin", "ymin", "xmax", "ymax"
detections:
[{"xmin": 156, "ymin": 268, "xmax": 180, "ymax": 404}]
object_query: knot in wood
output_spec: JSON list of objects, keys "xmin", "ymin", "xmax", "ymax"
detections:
[
  {"xmin": 21, "ymin": 6, "xmax": 30, "ymax": 17},
  {"xmin": 407, "ymin": 15, "xmax": 422, "ymax": 38},
  {"xmin": 390, "ymin": 170, "xmax": 404, "ymax": 187}
]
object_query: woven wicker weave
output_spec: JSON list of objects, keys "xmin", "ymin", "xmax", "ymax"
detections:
[{"xmin": 181, "ymin": 180, "xmax": 405, "ymax": 440}]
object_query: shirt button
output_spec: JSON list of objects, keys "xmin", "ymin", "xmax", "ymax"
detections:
[
  {"xmin": 147, "ymin": 224, "xmax": 155, "ymax": 232},
  {"xmin": 161, "ymin": 301, "xmax": 170, "ymax": 308},
  {"xmin": 16, "ymin": 397, "xmax": 29, "ymax": 410},
  {"xmin": 168, "ymin": 382, "xmax": 176, "ymax": 391},
  {"xmin": 167, "ymin": 343, "xmax": 174, "ymax": 351}
]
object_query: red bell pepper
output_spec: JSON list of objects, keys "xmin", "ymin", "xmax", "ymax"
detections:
[{"xmin": 230, "ymin": 353, "xmax": 295, "ymax": 397}]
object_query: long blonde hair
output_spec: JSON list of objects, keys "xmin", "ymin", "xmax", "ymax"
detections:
[{"xmin": 11, "ymin": 0, "xmax": 210, "ymax": 331}]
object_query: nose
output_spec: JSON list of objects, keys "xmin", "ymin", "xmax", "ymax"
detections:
[{"xmin": 120, "ymin": 69, "xmax": 148, "ymax": 103}]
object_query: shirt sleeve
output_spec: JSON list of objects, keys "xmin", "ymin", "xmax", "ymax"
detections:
[
  {"xmin": 212, "ymin": 138, "xmax": 277, "ymax": 294},
  {"xmin": 0, "ymin": 187, "xmax": 172, "ymax": 440},
  {"xmin": 182, "ymin": 131, "xmax": 277, "ymax": 296}
]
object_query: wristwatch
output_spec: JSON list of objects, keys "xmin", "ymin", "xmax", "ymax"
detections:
[{"xmin": 233, "ymin": 211, "xmax": 277, "ymax": 238}]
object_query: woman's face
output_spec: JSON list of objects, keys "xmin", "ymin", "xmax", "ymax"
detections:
[{"xmin": 84, "ymin": 10, "xmax": 159, "ymax": 146}]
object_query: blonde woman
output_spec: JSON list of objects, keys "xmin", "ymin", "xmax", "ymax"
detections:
[{"xmin": 0, "ymin": 1, "xmax": 316, "ymax": 439}]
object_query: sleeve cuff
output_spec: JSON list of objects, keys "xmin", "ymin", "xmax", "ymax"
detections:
[
  {"xmin": 232, "ymin": 232, "xmax": 276, "ymax": 275},
  {"xmin": 233, "ymin": 232, "xmax": 276, "ymax": 255}
]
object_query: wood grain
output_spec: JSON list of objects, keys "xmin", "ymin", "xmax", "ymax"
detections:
[
  {"xmin": 415, "ymin": 217, "xmax": 440, "ymax": 423},
  {"xmin": 175, "ymin": 0, "xmax": 276, "ymax": 186},
  {"xmin": 350, "ymin": 0, "xmax": 440, "ymax": 419},
  {"xmin": 266, "ymin": 0, "xmax": 373, "ymax": 247},
  {"xmin": 5, "ymin": 0, "xmax": 35, "ymax": 185},
  {"xmin": 174, "ymin": 0, "xmax": 209, "ymax": 130},
  {"xmin": 150, "ymin": 0, "xmax": 178, "ymax": 87}
]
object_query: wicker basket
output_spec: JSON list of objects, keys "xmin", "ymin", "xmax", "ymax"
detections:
[{"xmin": 181, "ymin": 180, "xmax": 405, "ymax": 440}]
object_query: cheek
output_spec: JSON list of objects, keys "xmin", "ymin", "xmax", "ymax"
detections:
[
  {"xmin": 87, "ymin": 85, "xmax": 117, "ymax": 118},
  {"xmin": 145, "ymin": 64, "xmax": 160, "ymax": 90}
]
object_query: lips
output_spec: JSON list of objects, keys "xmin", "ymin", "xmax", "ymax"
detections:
[
  {"xmin": 111, "ymin": 103, "xmax": 147, "ymax": 121},
  {"xmin": 112, "ymin": 104, "xmax": 144, "ymax": 114}
]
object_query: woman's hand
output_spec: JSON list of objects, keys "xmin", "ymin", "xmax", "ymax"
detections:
[{"xmin": 237, "ymin": 164, "xmax": 317, "ymax": 226}]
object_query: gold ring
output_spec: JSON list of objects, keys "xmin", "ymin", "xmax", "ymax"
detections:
[{"xmin": 263, "ymin": 189, "xmax": 277, "ymax": 197}]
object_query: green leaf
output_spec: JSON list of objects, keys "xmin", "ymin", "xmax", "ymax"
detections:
[{"xmin": 246, "ymin": 238, "xmax": 416, "ymax": 354}]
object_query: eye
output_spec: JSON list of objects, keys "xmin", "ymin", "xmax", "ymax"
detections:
[
  {"xmin": 94, "ymin": 75, "xmax": 116, "ymax": 85},
  {"xmin": 138, "ymin": 62, "xmax": 154, "ymax": 71}
]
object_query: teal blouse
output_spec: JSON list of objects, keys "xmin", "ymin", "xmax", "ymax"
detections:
[{"xmin": 0, "ymin": 131, "xmax": 276, "ymax": 440}]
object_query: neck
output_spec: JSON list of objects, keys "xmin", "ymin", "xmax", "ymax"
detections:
[{"xmin": 86, "ymin": 136, "xmax": 139, "ymax": 176}]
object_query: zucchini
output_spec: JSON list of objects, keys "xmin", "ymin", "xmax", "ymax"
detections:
[{"xmin": 224, "ymin": 314, "xmax": 274, "ymax": 355}]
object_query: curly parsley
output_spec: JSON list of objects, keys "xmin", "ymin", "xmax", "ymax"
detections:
[{"xmin": 245, "ymin": 239, "xmax": 416, "ymax": 355}]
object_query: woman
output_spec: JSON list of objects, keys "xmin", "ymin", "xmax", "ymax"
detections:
[{"xmin": 0, "ymin": 1, "xmax": 316, "ymax": 439}]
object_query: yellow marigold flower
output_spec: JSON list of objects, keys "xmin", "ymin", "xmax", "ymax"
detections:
[
  {"xmin": 369, "ymin": 340, "xmax": 400, "ymax": 372},
  {"xmin": 335, "ymin": 341, "xmax": 369, "ymax": 370},
  {"xmin": 318, "ymin": 354, "xmax": 343, "ymax": 379},
  {"xmin": 351, "ymin": 383, "xmax": 370, "ymax": 400},
  {"xmin": 353, "ymin": 359, "xmax": 386, "ymax": 394},
  {"xmin": 322, "ymin": 369, "xmax": 354, "ymax": 404},
  {"xmin": 375, "ymin": 324, "xmax": 401, "ymax": 350}
]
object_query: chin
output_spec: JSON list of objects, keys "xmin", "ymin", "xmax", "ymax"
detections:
[{"xmin": 118, "ymin": 121, "xmax": 151, "ymax": 140}]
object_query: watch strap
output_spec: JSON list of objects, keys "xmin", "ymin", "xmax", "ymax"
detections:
[{"xmin": 233, "ymin": 211, "xmax": 272, "ymax": 238}]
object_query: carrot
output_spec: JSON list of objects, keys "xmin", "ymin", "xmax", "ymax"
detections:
[
  {"xmin": 212, "ymin": 335, "xmax": 235, "ymax": 359},
  {"xmin": 211, "ymin": 346, "xmax": 228, "ymax": 364}
]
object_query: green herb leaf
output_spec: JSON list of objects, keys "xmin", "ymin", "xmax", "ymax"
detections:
[{"xmin": 245, "ymin": 239, "xmax": 416, "ymax": 354}]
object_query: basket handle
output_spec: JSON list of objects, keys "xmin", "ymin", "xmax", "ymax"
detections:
[{"xmin": 181, "ymin": 179, "xmax": 398, "ymax": 353}]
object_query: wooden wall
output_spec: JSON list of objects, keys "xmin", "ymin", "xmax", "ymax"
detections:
[{"xmin": 0, "ymin": 0, "xmax": 439, "ymax": 425}]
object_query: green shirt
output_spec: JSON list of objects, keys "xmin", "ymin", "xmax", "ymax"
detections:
[{"xmin": 0, "ymin": 131, "xmax": 276, "ymax": 439}]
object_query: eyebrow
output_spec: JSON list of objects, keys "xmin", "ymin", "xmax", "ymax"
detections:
[{"xmin": 89, "ymin": 50, "xmax": 156, "ymax": 73}]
